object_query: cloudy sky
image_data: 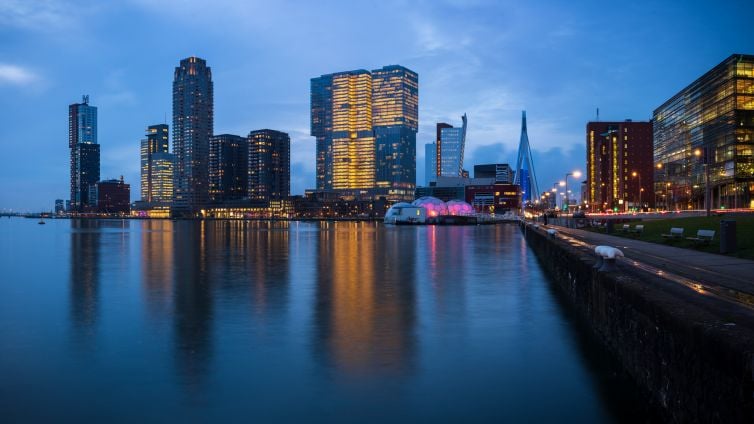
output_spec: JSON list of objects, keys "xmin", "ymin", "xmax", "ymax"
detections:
[{"xmin": 1, "ymin": 0, "xmax": 752, "ymax": 211}]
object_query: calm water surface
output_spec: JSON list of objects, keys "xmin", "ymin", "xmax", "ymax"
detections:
[{"xmin": 0, "ymin": 218, "xmax": 643, "ymax": 422}]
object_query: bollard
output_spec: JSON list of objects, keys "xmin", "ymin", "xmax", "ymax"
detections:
[{"xmin": 595, "ymin": 245, "xmax": 624, "ymax": 272}]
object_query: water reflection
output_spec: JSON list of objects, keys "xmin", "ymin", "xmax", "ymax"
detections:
[
  {"xmin": 141, "ymin": 220, "xmax": 174, "ymax": 320},
  {"xmin": 69, "ymin": 219, "xmax": 101, "ymax": 347},
  {"xmin": 314, "ymin": 222, "xmax": 416, "ymax": 376},
  {"xmin": 172, "ymin": 221, "xmax": 213, "ymax": 389}
]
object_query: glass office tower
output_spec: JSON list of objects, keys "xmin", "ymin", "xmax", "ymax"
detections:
[
  {"xmin": 140, "ymin": 124, "xmax": 173, "ymax": 206},
  {"xmin": 372, "ymin": 65, "xmax": 419, "ymax": 200},
  {"xmin": 654, "ymin": 54, "xmax": 754, "ymax": 210},
  {"xmin": 172, "ymin": 56, "xmax": 213, "ymax": 215},
  {"xmin": 310, "ymin": 65, "xmax": 418, "ymax": 200},
  {"xmin": 69, "ymin": 95, "xmax": 99, "ymax": 212},
  {"xmin": 438, "ymin": 114, "xmax": 467, "ymax": 177}
]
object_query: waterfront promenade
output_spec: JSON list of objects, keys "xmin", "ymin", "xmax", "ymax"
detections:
[{"xmin": 544, "ymin": 223, "xmax": 754, "ymax": 308}]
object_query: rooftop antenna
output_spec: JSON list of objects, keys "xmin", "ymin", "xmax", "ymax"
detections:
[
  {"xmin": 83, "ymin": 94, "xmax": 89, "ymax": 105},
  {"xmin": 596, "ymin": 107, "xmax": 600, "ymax": 122}
]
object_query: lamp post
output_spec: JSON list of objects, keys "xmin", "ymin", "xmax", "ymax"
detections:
[
  {"xmin": 564, "ymin": 171, "xmax": 582, "ymax": 213},
  {"xmin": 694, "ymin": 147, "xmax": 711, "ymax": 217},
  {"xmin": 631, "ymin": 171, "xmax": 643, "ymax": 211}
]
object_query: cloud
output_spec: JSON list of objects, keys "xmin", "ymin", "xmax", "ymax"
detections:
[
  {"xmin": 0, "ymin": 64, "xmax": 39, "ymax": 86},
  {"xmin": 0, "ymin": 0, "xmax": 72, "ymax": 31}
]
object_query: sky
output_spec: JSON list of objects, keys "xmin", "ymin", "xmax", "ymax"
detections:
[{"xmin": 1, "ymin": 0, "xmax": 753, "ymax": 211}]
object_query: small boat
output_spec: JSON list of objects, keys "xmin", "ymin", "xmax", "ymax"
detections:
[{"xmin": 38, "ymin": 219, "xmax": 46, "ymax": 225}]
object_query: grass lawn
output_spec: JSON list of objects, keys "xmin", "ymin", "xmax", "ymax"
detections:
[{"xmin": 590, "ymin": 215, "xmax": 754, "ymax": 260}]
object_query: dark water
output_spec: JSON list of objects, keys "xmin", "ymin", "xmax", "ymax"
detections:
[{"xmin": 0, "ymin": 218, "xmax": 643, "ymax": 422}]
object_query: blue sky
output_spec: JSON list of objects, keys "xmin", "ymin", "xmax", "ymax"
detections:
[{"xmin": 1, "ymin": 0, "xmax": 753, "ymax": 211}]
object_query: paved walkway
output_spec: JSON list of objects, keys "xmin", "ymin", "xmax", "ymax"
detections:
[{"xmin": 544, "ymin": 224, "xmax": 754, "ymax": 300}]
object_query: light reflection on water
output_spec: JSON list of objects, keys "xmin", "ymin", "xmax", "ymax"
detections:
[{"xmin": 0, "ymin": 218, "xmax": 645, "ymax": 422}]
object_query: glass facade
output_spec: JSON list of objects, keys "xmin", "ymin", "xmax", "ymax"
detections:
[
  {"xmin": 654, "ymin": 54, "xmax": 754, "ymax": 210},
  {"xmin": 172, "ymin": 56, "xmax": 213, "ymax": 215},
  {"xmin": 69, "ymin": 95, "xmax": 99, "ymax": 212},
  {"xmin": 438, "ymin": 114, "xmax": 467, "ymax": 177},
  {"xmin": 310, "ymin": 65, "xmax": 418, "ymax": 201},
  {"xmin": 140, "ymin": 124, "xmax": 172, "ymax": 205},
  {"xmin": 248, "ymin": 129, "xmax": 290, "ymax": 201},
  {"xmin": 209, "ymin": 134, "xmax": 248, "ymax": 202}
]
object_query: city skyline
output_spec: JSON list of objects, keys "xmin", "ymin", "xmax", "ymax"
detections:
[{"xmin": 1, "ymin": 1, "xmax": 754, "ymax": 210}]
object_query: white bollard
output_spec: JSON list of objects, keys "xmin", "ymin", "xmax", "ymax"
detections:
[{"xmin": 594, "ymin": 245, "xmax": 624, "ymax": 271}]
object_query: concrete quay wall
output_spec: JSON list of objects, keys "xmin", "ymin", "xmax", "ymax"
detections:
[{"xmin": 521, "ymin": 222, "xmax": 754, "ymax": 422}]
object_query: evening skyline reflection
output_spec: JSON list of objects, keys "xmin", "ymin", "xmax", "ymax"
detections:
[{"xmin": 0, "ymin": 218, "xmax": 646, "ymax": 421}]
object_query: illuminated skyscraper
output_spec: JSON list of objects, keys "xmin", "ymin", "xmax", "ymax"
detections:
[
  {"xmin": 69, "ymin": 95, "xmax": 99, "ymax": 212},
  {"xmin": 437, "ymin": 114, "xmax": 467, "ymax": 177},
  {"xmin": 172, "ymin": 56, "xmax": 213, "ymax": 215},
  {"xmin": 140, "ymin": 124, "xmax": 173, "ymax": 206},
  {"xmin": 310, "ymin": 65, "xmax": 418, "ymax": 200},
  {"xmin": 248, "ymin": 129, "xmax": 290, "ymax": 201},
  {"xmin": 209, "ymin": 134, "xmax": 248, "ymax": 202},
  {"xmin": 372, "ymin": 65, "xmax": 419, "ymax": 200}
]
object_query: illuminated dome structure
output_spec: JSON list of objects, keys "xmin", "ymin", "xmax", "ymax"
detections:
[
  {"xmin": 412, "ymin": 196, "xmax": 448, "ymax": 218},
  {"xmin": 446, "ymin": 200, "xmax": 475, "ymax": 216},
  {"xmin": 385, "ymin": 197, "xmax": 477, "ymax": 224}
]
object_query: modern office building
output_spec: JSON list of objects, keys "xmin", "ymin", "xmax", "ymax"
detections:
[
  {"xmin": 172, "ymin": 56, "xmax": 213, "ymax": 215},
  {"xmin": 434, "ymin": 122, "xmax": 452, "ymax": 177},
  {"xmin": 248, "ymin": 129, "xmax": 290, "ymax": 201},
  {"xmin": 310, "ymin": 65, "xmax": 418, "ymax": 201},
  {"xmin": 653, "ymin": 54, "xmax": 754, "ymax": 210},
  {"xmin": 474, "ymin": 163, "xmax": 513, "ymax": 183},
  {"xmin": 209, "ymin": 134, "xmax": 248, "ymax": 202},
  {"xmin": 55, "ymin": 199, "xmax": 65, "ymax": 215},
  {"xmin": 586, "ymin": 120, "xmax": 653, "ymax": 211},
  {"xmin": 69, "ymin": 95, "xmax": 99, "ymax": 212},
  {"xmin": 140, "ymin": 124, "xmax": 173, "ymax": 207},
  {"xmin": 90, "ymin": 177, "xmax": 130, "ymax": 214},
  {"xmin": 372, "ymin": 65, "xmax": 419, "ymax": 200},
  {"xmin": 425, "ymin": 142, "xmax": 437, "ymax": 185},
  {"xmin": 437, "ymin": 116, "xmax": 467, "ymax": 177}
]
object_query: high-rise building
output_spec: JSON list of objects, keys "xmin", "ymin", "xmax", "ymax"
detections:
[
  {"xmin": 586, "ymin": 120, "xmax": 653, "ymax": 212},
  {"xmin": 209, "ymin": 134, "xmax": 248, "ymax": 202},
  {"xmin": 140, "ymin": 124, "xmax": 173, "ymax": 206},
  {"xmin": 248, "ymin": 129, "xmax": 290, "ymax": 201},
  {"xmin": 372, "ymin": 65, "xmax": 419, "ymax": 200},
  {"xmin": 69, "ymin": 95, "xmax": 99, "ymax": 212},
  {"xmin": 474, "ymin": 164, "xmax": 513, "ymax": 183},
  {"xmin": 311, "ymin": 74, "xmax": 333, "ymax": 191},
  {"xmin": 437, "ymin": 115, "xmax": 467, "ymax": 177},
  {"xmin": 434, "ymin": 122, "xmax": 452, "ymax": 178},
  {"xmin": 425, "ymin": 142, "xmax": 437, "ymax": 185},
  {"xmin": 172, "ymin": 56, "xmax": 213, "ymax": 215},
  {"xmin": 310, "ymin": 65, "xmax": 418, "ymax": 200},
  {"xmin": 654, "ymin": 54, "xmax": 754, "ymax": 210}
]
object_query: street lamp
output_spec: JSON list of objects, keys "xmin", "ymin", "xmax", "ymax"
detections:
[
  {"xmin": 694, "ymin": 147, "xmax": 711, "ymax": 216},
  {"xmin": 564, "ymin": 170, "xmax": 581, "ymax": 213},
  {"xmin": 631, "ymin": 171, "xmax": 642, "ymax": 211}
]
